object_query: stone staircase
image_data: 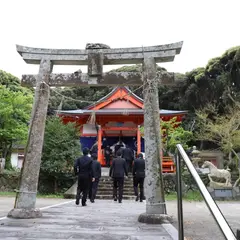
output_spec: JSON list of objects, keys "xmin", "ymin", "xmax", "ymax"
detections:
[
  {"xmin": 64, "ymin": 167, "xmax": 136, "ymax": 200},
  {"xmin": 96, "ymin": 175, "xmax": 135, "ymax": 200}
]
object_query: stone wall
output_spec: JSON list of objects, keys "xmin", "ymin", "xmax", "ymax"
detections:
[
  {"xmin": 0, "ymin": 170, "xmax": 238, "ymax": 195},
  {"xmin": 0, "ymin": 171, "xmax": 20, "ymax": 191}
]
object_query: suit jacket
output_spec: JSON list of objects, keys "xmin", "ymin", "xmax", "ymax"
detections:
[
  {"xmin": 109, "ymin": 157, "xmax": 128, "ymax": 178},
  {"xmin": 74, "ymin": 155, "xmax": 92, "ymax": 178},
  {"xmin": 114, "ymin": 144, "xmax": 123, "ymax": 156},
  {"xmin": 122, "ymin": 148, "xmax": 134, "ymax": 161},
  {"xmin": 92, "ymin": 160, "xmax": 101, "ymax": 179},
  {"xmin": 133, "ymin": 157, "xmax": 145, "ymax": 178}
]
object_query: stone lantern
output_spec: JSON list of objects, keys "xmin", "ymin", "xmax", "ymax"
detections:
[{"xmin": 191, "ymin": 146, "xmax": 201, "ymax": 170}]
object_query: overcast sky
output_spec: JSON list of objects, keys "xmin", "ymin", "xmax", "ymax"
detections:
[{"xmin": 0, "ymin": 0, "xmax": 239, "ymax": 78}]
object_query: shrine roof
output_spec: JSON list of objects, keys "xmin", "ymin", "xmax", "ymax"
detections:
[
  {"xmin": 58, "ymin": 109, "xmax": 187, "ymax": 116},
  {"xmin": 85, "ymin": 86, "xmax": 143, "ymax": 110}
]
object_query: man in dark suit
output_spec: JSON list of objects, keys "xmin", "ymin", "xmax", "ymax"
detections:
[
  {"xmin": 74, "ymin": 147, "xmax": 93, "ymax": 206},
  {"xmin": 90, "ymin": 141, "xmax": 98, "ymax": 155},
  {"xmin": 89, "ymin": 153, "xmax": 101, "ymax": 203},
  {"xmin": 114, "ymin": 141, "xmax": 124, "ymax": 157},
  {"xmin": 132, "ymin": 153, "xmax": 145, "ymax": 202},
  {"xmin": 109, "ymin": 150, "xmax": 128, "ymax": 203},
  {"xmin": 122, "ymin": 145, "xmax": 134, "ymax": 173}
]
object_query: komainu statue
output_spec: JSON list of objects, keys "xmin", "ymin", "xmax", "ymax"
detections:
[{"xmin": 201, "ymin": 161, "xmax": 232, "ymax": 187}]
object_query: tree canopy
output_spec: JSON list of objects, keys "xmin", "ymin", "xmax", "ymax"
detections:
[
  {"xmin": 0, "ymin": 84, "xmax": 32, "ymax": 162},
  {"xmin": 40, "ymin": 116, "xmax": 81, "ymax": 192}
]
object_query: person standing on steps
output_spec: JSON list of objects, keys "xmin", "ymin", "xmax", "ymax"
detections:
[
  {"xmin": 122, "ymin": 145, "xmax": 134, "ymax": 173},
  {"xmin": 132, "ymin": 153, "xmax": 145, "ymax": 202},
  {"xmin": 109, "ymin": 150, "xmax": 128, "ymax": 203},
  {"xmin": 104, "ymin": 145, "xmax": 112, "ymax": 167},
  {"xmin": 89, "ymin": 153, "xmax": 101, "ymax": 203},
  {"xmin": 90, "ymin": 140, "xmax": 98, "ymax": 155},
  {"xmin": 74, "ymin": 147, "xmax": 93, "ymax": 206}
]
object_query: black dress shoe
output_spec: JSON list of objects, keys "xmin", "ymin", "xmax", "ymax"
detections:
[
  {"xmin": 114, "ymin": 198, "xmax": 117, "ymax": 201},
  {"xmin": 75, "ymin": 199, "xmax": 79, "ymax": 205},
  {"xmin": 90, "ymin": 199, "xmax": 95, "ymax": 203},
  {"xmin": 140, "ymin": 199, "xmax": 143, "ymax": 202},
  {"xmin": 135, "ymin": 196, "xmax": 139, "ymax": 201},
  {"xmin": 82, "ymin": 203, "xmax": 87, "ymax": 207}
]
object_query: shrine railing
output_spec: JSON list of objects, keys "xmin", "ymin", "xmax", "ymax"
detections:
[
  {"xmin": 162, "ymin": 156, "xmax": 175, "ymax": 173},
  {"xmin": 175, "ymin": 144, "xmax": 238, "ymax": 240}
]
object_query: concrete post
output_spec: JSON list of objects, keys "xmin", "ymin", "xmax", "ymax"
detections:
[
  {"xmin": 138, "ymin": 57, "xmax": 171, "ymax": 224},
  {"xmin": 8, "ymin": 59, "xmax": 52, "ymax": 219}
]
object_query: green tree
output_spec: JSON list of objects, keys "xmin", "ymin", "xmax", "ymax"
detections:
[
  {"xmin": 40, "ymin": 116, "xmax": 81, "ymax": 192},
  {"xmin": 0, "ymin": 70, "xmax": 21, "ymax": 90},
  {"xmin": 48, "ymin": 86, "xmax": 112, "ymax": 111},
  {"xmin": 161, "ymin": 117, "xmax": 193, "ymax": 154},
  {"xmin": 0, "ymin": 85, "xmax": 32, "ymax": 167},
  {"xmin": 140, "ymin": 117, "xmax": 193, "ymax": 155},
  {"xmin": 195, "ymin": 103, "xmax": 240, "ymax": 186}
]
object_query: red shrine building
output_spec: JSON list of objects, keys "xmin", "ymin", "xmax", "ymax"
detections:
[{"xmin": 59, "ymin": 87, "xmax": 187, "ymax": 172}]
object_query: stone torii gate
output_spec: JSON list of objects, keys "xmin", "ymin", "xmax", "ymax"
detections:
[{"xmin": 8, "ymin": 42, "xmax": 183, "ymax": 223}]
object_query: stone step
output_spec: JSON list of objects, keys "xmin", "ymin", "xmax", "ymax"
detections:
[
  {"xmin": 97, "ymin": 191, "xmax": 134, "ymax": 196},
  {"xmin": 98, "ymin": 188, "xmax": 134, "ymax": 192},
  {"xmin": 100, "ymin": 179, "xmax": 133, "ymax": 183},
  {"xmin": 98, "ymin": 186, "xmax": 134, "ymax": 191},
  {"xmin": 95, "ymin": 195, "xmax": 135, "ymax": 200},
  {"xmin": 98, "ymin": 184, "xmax": 134, "ymax": 188},
  {"xmin": 64, "ymin": 193, "xmax": 135, "ymax": 200}
]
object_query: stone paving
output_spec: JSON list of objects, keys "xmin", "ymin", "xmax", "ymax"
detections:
[
  {"xmin": 0, "ymin": 197, "xmax": 69, "ymax": 218},
  {"xmin": 0, "ymin": 198, "xmax": 240, "ymax": 240},
  {"xmin": 0, "ymin": 199, "xmax": 176, "ymax": 240}
]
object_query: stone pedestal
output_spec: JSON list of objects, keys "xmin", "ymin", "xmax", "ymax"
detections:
[
  {"xmin": 138, "ymin": 213, "xmax": 173, "ymax": 224},
  {"xmin": 64, "ymin": 181, "xmax": 77, "ymax": 199},
  {"xmin": 207, "ymin": 186, "xmax": 240, "ymax": 200},
  {"xmin": 8, "ymin": 208, "xmax": 42, "ymax": 219}
]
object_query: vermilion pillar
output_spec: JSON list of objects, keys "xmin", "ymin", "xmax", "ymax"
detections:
[
  {"xmin": 97, "ymin": 126, "xmax": 103, "ymax": 165},
  {"xmin": 137, "ymin": 125, "xmax": 141, "ymax": 155}
]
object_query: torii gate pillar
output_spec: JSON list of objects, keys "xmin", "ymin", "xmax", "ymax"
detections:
[
  {"xmin": 8, "ymin": 59, "xmax": 52, "ymax": 218},
  {"xmin": 138, "ymin": 57, "xmax": 171, "ymax": 224}
]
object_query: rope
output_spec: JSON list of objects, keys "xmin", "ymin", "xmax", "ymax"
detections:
[{"xmin": 42, "ymin": 81, "xmax": 144, "ymax": 106}]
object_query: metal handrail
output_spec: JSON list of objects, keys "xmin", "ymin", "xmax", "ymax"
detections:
[{"xmin": 175, "ymin": 144, "xmax": 237, "ymax": 240}]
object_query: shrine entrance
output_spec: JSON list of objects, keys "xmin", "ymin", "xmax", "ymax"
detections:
[{"xmin": 59, "ymin": 86, "xmax": 186, "ymax": 166}]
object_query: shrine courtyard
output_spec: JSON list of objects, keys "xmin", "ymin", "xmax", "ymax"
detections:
[{"xmin": 0, "ymin": 197, "xmax": 240, "ymax": 240}]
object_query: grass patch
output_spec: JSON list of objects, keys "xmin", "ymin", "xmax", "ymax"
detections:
[
  {"xmin": 0, "ymin": 191, "xmax": 63, "ymax": 199},
  {"xmin": 1, "ymin": 190, "xmax": 203, "ymax": 201},
  {"xmin": 38, "ymin": 193, "xmax": 64, "ymax": 199},
  {"xmin": 0, "ymin": 191, "xmax": 16, "ymax": 197},
  {"xmin": 166, "ymin": 190, "xmax": 203, "ymax": 201}
]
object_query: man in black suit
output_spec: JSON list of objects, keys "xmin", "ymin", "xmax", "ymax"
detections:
[
  {"xmin": 89, "ymin": 153, "xmax": 101, "ymax": 203},
  {"xmin": 109, "ymin": 150, "xmax": 128, "ymax": 203},
  {"xmin": 132, "ymin": 153, "xmax": 145, "ymax": 202},
  {"xmin": 114, "ymin": 141, "xmax": 124, "ymax": 157},
  {"xmin": 74, "ymin": 147, "xmax": 93, "ymax": 206},
  {"xmin": 122, "ymin": 145, "xmax": 134, "ymax": 173}
]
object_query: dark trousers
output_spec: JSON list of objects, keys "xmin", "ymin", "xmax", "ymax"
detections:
[
  {"xmin": 105, "ymin": 155, "xmax": 111, "ymax": 167},
  {"xmin": 126, "ymin": 160, "xmax": 133, "ymax": 173},
  {"xmin": 89, "ymin": 178, "xmax": 100, "ymax": 201},
  {"xmin": 133, "ymin": 177, "xmax": 144, "ymax": 200},
  {"xmin": 76, "ymin": 176, "xmax": 90, "ymax": 205},
  {"xmin": 113, "ymin": 177, "xmax": 124, "ymax": 201}
]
